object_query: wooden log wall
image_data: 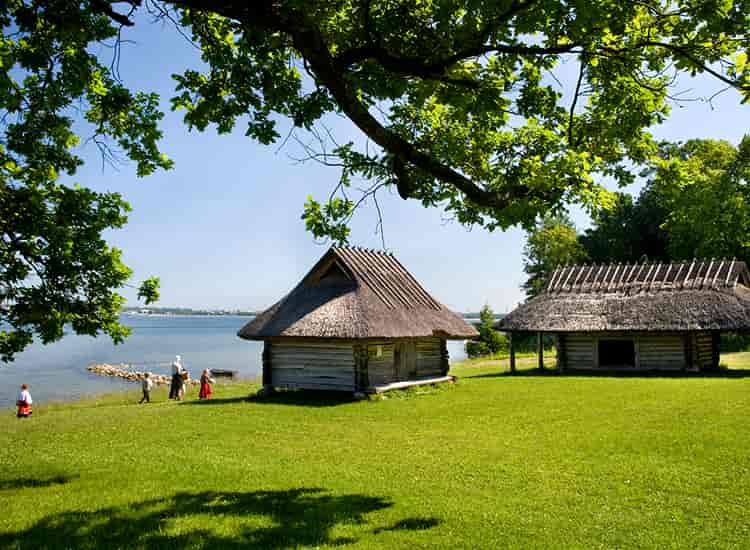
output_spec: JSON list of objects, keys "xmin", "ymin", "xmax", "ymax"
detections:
[
  {"xmin": 366, "ymin": 338, "xmax": 447, "ymax": 386},
  {"xmin": 415, "ymin": 338, "xmax": 444, "ymax": 378},
  {"xmin": 638, "ymin": 334, "xmax": 684, "ymax": 370},
  {"xmin": 367, "ymin": 342, "xmax": 396, "ymax": 385},
  {"xmin": 564, "ymin": 333, "xmax": 596, "ymax": 368},
  {"xmin": 397, "ymin": 341, "xmax": 417, "ymax": 378},
  {"xmin": 559, "ymin": 332, "xmax": 689, "ymax": 371},
  {"xmin": 694, "ymin": 332, "xmax": 715, "ymax": 370},
  {"xmin": 270, "ymin": 341, "xmax": 355, "ymax": 391}
]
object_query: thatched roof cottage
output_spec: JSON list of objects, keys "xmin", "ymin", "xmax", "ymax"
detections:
[
  {"xmin": 499, "ymin": 259, "xmax": 750, "ymax": 372},
  {"xmin": 238, "ymin": 246, "xmax": 478, "ymax": 394}
]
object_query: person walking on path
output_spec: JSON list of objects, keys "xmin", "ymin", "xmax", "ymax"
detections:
[
  {"xmin": 139, "ymin": 372, "xmax": 154, "ymax": 403},
  {"xmin": 169, "ymin": 355, "xmax": 187, "ymax": 400},
  {"xmin": 198, "ymin": 369, "xmax": 215, "ymax": 400},
  {"xmin": 16, "ymin": 384, "xmax": 33, "ymax": 418}
]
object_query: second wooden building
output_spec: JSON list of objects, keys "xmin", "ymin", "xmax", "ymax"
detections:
[{"xmin": 499, "ymin": 259, "xmax": 750, "ymax": 372}]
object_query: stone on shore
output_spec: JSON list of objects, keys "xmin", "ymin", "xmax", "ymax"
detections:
[{"xmin": 87, "ymin": 364, "xmax": 200, "ymax": 386}]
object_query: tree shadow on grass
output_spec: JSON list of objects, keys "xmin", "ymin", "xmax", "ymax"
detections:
[
  {"xmin": 0, "ymin": 474, "xmax": 77, "ymax": 491},
  {"xmin": 0, "ymin": 487, "xmax": 439, "ymax": 549},
  {"xmin": 372, "ymin": 517, "xmax": 442, "ymax": 534}
]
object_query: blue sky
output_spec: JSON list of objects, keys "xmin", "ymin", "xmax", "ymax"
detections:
[{"xmin": 64, "ymin": 15, "xmax": 750, "ymax": 313}]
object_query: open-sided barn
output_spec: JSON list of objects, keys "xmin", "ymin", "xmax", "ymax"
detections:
[
  {"xmin": 238, "ymin": 246, "xmax": 478, "ymax": 394},
  {"xmin": 499, "ymin": 259, "xmax": 750, "ymax": 372}
]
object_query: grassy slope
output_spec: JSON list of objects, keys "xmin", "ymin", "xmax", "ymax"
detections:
[{"xmin": 1, "ymin": 355, "xmax": 749, "ymax": 549}]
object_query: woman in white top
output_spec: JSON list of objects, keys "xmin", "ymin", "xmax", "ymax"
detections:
[
  {"xmin": 169, "ymin": 355, "xmax": 186, "ymax": 400},
  {"xmin": 16, "ymin": 384, "xmax": 33, "ymax": 418}
]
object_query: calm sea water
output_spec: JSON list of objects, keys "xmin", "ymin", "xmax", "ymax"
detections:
[{"xmin": 0, "ymin": 315, "xmax": 468, "ymax": 407}]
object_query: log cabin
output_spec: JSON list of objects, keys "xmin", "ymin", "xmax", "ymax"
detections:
[
  {"xmin": 498, "ymin": 259, "xmax": 750, "ymax": 372},
  {"xmin": 238, "ymin": 246, "xmax": 478, "ymax": 394}
]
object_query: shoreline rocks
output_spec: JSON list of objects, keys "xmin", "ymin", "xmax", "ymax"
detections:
[{"xmin": 87, "ymin": 364, "xmax": 200, "ymax": 386}]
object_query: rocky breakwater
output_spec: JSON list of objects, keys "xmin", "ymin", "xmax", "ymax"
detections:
[{"xmin": 87, "ymin": 364, "xmax": 200, "ymax": 386}]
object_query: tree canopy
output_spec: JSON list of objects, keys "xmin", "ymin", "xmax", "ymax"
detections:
[
  {"xmin": 578, "ymin": 188, "xmax": 670, "ymax": 264},
  {"xmin": 2, "ymin": 1, "xmax": 750, "ymax": 359},
  {"xmin": 170, "ymin": 0, "xmax": 750, "ymax": 234},
  {"xmin": 580, "ymin": 136, "xmax": 750, "ymax": 266},
  {"xmin": 650, "ymin": 136, "xmax": 750, "ymax": 260},
  {"xmin": 522, "ymin": 214, "xmax": 587, "ymax": 297},
  {"xmin": 522, "ymin": 136, "xmax": 750, "ymax": 298}
]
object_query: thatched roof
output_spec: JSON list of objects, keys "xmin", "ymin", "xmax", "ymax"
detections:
[
  {"xmin": 499, "ymin": 259, "xmax": 750, "ymax": 332},
  {"xmin": 238, "ymin": 247, "xmax": 478, "ymax": 340}
]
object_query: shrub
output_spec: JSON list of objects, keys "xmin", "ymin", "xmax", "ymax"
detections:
[
  {"xmin": 466, "ymin": 305, "xmax": 508, "ymax": 358},
  {"xmin": 720, "ymin": 332, "xmax": 750, "ymax": 353}
]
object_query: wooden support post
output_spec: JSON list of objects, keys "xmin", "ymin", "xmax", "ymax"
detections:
[
  {"xmin": 556, "ymin": 334, "xmax": 565, "ymax": 372},
  {"xmin": 537, "ymin": 332, "xmax": 544, "ymax": 371},
  {"xmin": 509, "ymin": 333, "xmax": 516, "ymax": 374},
  {"xmin": 712, "ymin": 332, "xmax": 721, "ymax": 369},
  {"xmin": 685, "ymin": 332, "xmax": 695, "ymax": 371},
  {"xmin": 354, "ymin": 343, "xmax": 369, "ymax": 392}
]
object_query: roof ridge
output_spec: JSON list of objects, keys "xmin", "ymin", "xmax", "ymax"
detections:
[
  {"xmin": 331, "ymin": 246, "xmax": 441, "ymax": 310},
  {"xmin": 544, "ymin": 258, "xmax": 746, "ymax": 295},
  {"xmin": 332, "ymin": 244, "xmax": 393, "ymax": 255}
]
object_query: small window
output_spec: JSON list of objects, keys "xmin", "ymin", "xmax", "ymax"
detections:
[{"xmin": 599, "ymin": 339, "xmax": 635, "ymax": 368}]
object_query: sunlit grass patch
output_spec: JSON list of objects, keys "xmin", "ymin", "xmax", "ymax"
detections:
[{"xmin": 1, "ymin": 354, "xmax": 749, "ymax": 548}]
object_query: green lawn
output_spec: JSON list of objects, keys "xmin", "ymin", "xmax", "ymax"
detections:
[{"xmin": 2, "ymin": 354, "xmax": 750, "ymax": 549}]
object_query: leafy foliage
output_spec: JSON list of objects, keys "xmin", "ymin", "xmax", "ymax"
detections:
[
  {"xmin": 1, "ymin": 182, "xmax": 130, "ymax": 361},
  {"xmin": 649, "ymin": 136, "xmax": 750, "ymax": 261},
  {"xmin": 524, "ymin": 136, "xmax": 750, "ymax": 299},
  {"xmin": 579, "ymin": 189, "xmax": 670, "ymax": 265},
  {"xmin": 522, "ymin": 214, "xmax": 587, "ymax": 297},
  {"xmin": 720, "ymin": 332, "xmax": 750, "ymax": 352},
  {"xmin": 0, "ymin": 1, "xmax": 168, "ymax": 360},
  {"xmin": 580, "ymin": 136, "xmax": 750, "ymax": 266},
  {"xmin": 301, "ymin": 195, "xmax": 354, "ymax": 244},
  {"xmin": 466, "ymin": 304, "xmax": 507, "ymax": 357},
  {"xmin": 163, "ymin": 0, "xmax": 750, "ymax": 235},
  {"xmin": 2, "ymin": 1, "xmax": 750, "ymax": 358},
  {"xmin": 136, "ymin": 277, "xmax": 161, "ymax": 305}
]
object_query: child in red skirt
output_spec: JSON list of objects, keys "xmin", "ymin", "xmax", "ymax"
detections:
[
  {"xmin": 198, "ymin": 369, "xmax": 215, "ymax": 399},
  {"xmin": 16, "ymin": 384, "xmax": 33, "ymax": 418}
]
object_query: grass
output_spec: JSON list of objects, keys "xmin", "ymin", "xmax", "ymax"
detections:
[
  {"xmin": 720, "ymin": 351, "xmax": 750, "ymax": 370},
  {"xmin": 1, "ymin": 354, "xmax": 749, "ymax": 549},
  {"xmin": 457, "ymin": 348, "xmax": 555, "ymax": 369}
]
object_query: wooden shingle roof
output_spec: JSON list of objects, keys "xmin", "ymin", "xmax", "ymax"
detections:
[
  {"xmin": 238, "ymin": 247, "xmax": 477, "ymax": 340},
  {"xmin": 500, "ymin": 259, "xmax": 750, "ymax": 332}
]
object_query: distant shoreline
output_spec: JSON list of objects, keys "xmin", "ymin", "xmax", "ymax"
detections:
[
  {"xmin": 122, "ymin": 308, "xmax": 258, "ymax": 317},
  {"xmin": 123, "ymin": 308, "xmax": 501, "ymax": 319}
]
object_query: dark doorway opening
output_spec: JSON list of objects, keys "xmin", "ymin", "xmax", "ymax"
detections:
[{"xmin": 599, "ymin": 339, "xmax": 635, "ymax": 368}]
